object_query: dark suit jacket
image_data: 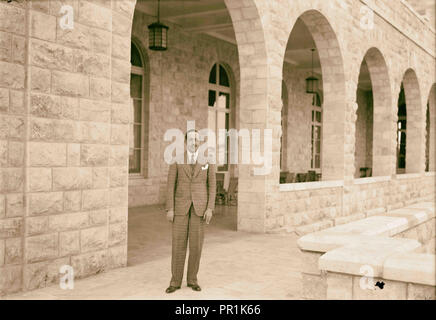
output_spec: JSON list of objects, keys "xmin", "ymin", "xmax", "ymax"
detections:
[{"xmin": 166, "ymin": 153, "xmax": 216, "ymax": 217}]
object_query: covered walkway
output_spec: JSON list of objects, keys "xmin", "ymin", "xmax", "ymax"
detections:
[{"xmin": 4, "ymin": 206, "xmax": 302, "ymax": 300}]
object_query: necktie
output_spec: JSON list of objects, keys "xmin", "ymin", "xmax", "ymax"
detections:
[{"xmin": 190, "ymin": 153, "xmax": 195, "ymax": 175}]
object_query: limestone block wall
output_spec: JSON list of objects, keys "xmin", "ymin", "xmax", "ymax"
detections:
[
  {"xmin": 128, "ymin": 10, "xmax": 240, "ymax": 208},
  {"xmin": 0, "ymin": 1, "xmax": 26, "ymax": 295}
]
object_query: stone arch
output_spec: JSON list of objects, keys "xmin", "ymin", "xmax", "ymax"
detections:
[
  {"xmin": 399, "ymin": 69, "xmax": 423, "ymax": 174},
  {"xmin": 355, "ymin": 47, "xmax": 392, "ymax": 177},
  {"xmin": 283, "ymin": 10, "xmax": 347, "ymax": 181},
  {"xmin": 126, "ymin": 0, "xmax": 268, "ymax": 232},
  {"xmin": 427, "ymin": 84, "xmax": 436, "ymax": 171}
]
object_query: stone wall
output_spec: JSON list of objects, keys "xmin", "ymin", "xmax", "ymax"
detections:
[{"xmin": 0, "ymin": 1, "xmax": 26, "ymax": 295}]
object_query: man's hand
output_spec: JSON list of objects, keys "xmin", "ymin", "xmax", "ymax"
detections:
[
  {"xmin": 203, "ymin": 209, "xmax": 213, "ymax": 224},
  {"xmin": 166, "ymin": 210, "xmax": 174, "ymax": 223}
]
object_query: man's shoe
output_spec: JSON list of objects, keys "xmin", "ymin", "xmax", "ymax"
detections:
[
  {"xmin": 165, "ymin": 286, "xmax": 180, "ymax": 294},
  {"xmin": 187, "ymin": 283, "xmax": 201, "ymax": 291}
]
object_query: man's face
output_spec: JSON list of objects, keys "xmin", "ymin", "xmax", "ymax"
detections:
[{"xmin": 186, "ymin": 131, "xmax": 200, "ymax": 153}]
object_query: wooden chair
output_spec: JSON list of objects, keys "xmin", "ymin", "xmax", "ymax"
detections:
[
  {"xmin": 307, "ymin": 170, "xmax": 317, "ymax": 182},
  {"xmin": 280, "ymin": 171, "xmax": 289, "ymax": 184},
  {"xmin": 285, "ymin": 172, "xmax": 295, "ymax": 183},
  {"xmin": 225, "ymin": 178, "xmax": 238, "ymax": 206}
]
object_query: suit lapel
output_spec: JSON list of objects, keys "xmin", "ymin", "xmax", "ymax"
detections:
[
  {"xmin": 192, "ymin": 162, "xmax": 202, "ymax": 179},
  {"xmin": 181, "ymin": 152, "xmax": 191, "ymax": 179}
]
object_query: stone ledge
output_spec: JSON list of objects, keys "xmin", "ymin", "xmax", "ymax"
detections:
[
  {"xmin": 297, "ymin": 202, "xmax": 433, "ymax": 252},
  {"xmin": 383, "ymin": 253, "xmax": 435, "ymax": 286},
  {"xmin": 318, "ymin": 237, "xmax": 422, "ymax": 277},
  {"xmin": 279, "ymin": 180, "xmax": 343, "ymax": 192},
  {"xmin": 353, "ymin": 176, "xmax": 391, "ymax": 185}
]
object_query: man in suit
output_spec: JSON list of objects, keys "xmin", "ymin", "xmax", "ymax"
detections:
[{"xmin": 165, "ymin": 129, "xmax": 216, "ymax": 293}]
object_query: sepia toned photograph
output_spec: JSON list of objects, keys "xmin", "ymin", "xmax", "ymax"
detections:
[{"xmin": 0, "ymin": 0, "xmax": 435, "ymax": 307}]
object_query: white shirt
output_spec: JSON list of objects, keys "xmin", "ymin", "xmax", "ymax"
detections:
[{"xmin": 187, "ymin": 150, "xmax": 198, "ymax": 164}]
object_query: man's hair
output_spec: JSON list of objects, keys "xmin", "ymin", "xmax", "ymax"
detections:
[{"xmin": 185, "ymin": 129, "xmax": 199, "ymax": 141}]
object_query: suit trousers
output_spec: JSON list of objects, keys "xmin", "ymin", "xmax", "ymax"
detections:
[{"xmin": 170, "ymin": 203, "xmax": 205, "ymax": 287}]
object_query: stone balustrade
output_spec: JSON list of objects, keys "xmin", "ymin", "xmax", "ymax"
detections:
[{"xmin": 297, "ymin": 202, "xmax": 435, "ymax": 300}]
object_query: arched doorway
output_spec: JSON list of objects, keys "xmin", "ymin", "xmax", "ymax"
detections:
[
  {"xmin": 354, "ymin": 48, "xmax": 392, "ymax": 178},
  {"xmin": 280, "ymin": 10, "xmax": 346, "ymax": 183},
  {"xmin": 396, "ymin": 69, "xmax": 423, "ymax": 174}
]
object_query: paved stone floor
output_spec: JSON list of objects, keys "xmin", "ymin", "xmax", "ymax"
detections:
[{"xmin": 4, "ymin": 205, "xmax": 302, "ymax": 300}]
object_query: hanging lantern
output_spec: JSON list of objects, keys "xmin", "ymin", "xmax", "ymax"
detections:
[
  {"xmin": 306, "ymin": 48, "xmax": 319, "ymax": 94},
  {"xmin": 148, "ymin": 0, "xmax": 169, "ymax": 51}
]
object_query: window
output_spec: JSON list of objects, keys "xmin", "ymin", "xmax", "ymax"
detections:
[
  {"xmin": 281, "ymin": 81, "xmax": 288, "ymax": 171},
  {"xmin": 397, "ymin": 86, "xmax": 407, "ymax": 173},
  {"xmin": 208, "ymin": 63, "xmax": 231, "ymax": 172},
  {"xmin": 129, "ymin": 42, "xmax": 144, "ymax": 174},
  {"xmin": 425, "ymin": 102, "xmax": 430, "ymax": 172},
  {"xmin": 311, "ymin": 92, "xmax": 322, "ymax": 170}
]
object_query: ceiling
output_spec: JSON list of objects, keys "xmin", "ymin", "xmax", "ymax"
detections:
[{"xmin": 135, "ymin": 0, "xmax": 371, "ymax": 89}]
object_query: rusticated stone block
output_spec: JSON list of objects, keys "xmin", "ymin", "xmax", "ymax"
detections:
[
  {"xmin": 407, "ymin": 283, "xmax": 436, "ymax": 300},
  {"xmin": 26, "ymin": 216, "xmax": 49, "ymax": 236},
  {"xmin": 89, "ymin": 210, "xmax": 108, "ymax": 226},
  {"xmin": 71, "ymin": 250, "xmax": 107, "ymax": 279},
  {"xmin": 30, "ymin": 39, "xmax": 75, "ymax": 72},
  {"xmin": 107, "ymin": 245, "xmax": 127, "ymax": 270},
  {"xmin": 52, "ymin": 71, "xmax": 89, "ymax": 97},
  {"xmin": 0, "ymin": 240, "xmax": 4, "ymax": 266},
  {"xmin": 92, "ymin": 167, "xmax": 109, "ymax": 189},
  {"xmin": 109, "ymin": 145, "xmax": 128, "ymax": 167},
  {"xmin": 81, "ymin": 226, "xmax": 108, "ymax": 253},
  {"xmin": 78, "ymin": 1, "xmax": 112, "ymax": 31},
  {"xmin": 59, "ymin": 230, "xmax": 80, "ymax": 257},
  {"xmin": 0, "ymin": 265, "xmax": 22, "ymax": 295},
  {"xmin": 26, "ymin": 233, "xmax": 58, "ymax": 263},
  {"xmin": 0, "ymin": 4, "xmax": 25, "ymax": 35},
  {"xmin": 64, "ymin": 191, "xmax": 82, "ymax": 213},
  {"xmin": 7, "ymin": 141, "xmax": 24, "ymax": 167},
  {"xmin": 80, "ymin": 122, "xmax": 110, "ymax": 144},
  {"xmin": 79, "ymin": 99, "xmax": 111, "ymax": 123},
  {"xmin": 29, "ymin": 192, "xmax": 63, "ymax": 216},
  {"xmin": 111, "ymin": 103, "xmax": 130, "ymax": 124},
  {"xmin": 29, "ymin": 142, "xmax": 66, "ymax": 167},
  {"xmin": 30, "ymin": 118, "xmax": 81, "ymax": 142},
  {"xmin": 74, "ymin": 51, "xmax": 110, "ymax": 78},
  {"xmin": 109, "ymin": 207, "xmax": 127, "ymax": 224},
  {"xmin": 0, "ymin": 194, "xmax": 5, "ymax": 218},
  {"xmin": 82, "ymin": 189, "xmax": 109, "ymax": 210},
  {"xmin": 110, "ymin": 124, "xmax": 129, "ymax": 145},
  {"xmin": 23, "ymin": 257, "xmax": 69, "ymax": 291},
  {"xmin": 302, "ymin": 272, "xmax": 327, "ymax": 300},
  {"xmin": 90, "ymin": 77, "xmax": 111, "ymax": 101},
  {"xmin": 0, "ymin": 61, "xmax": 25, "ymax": 89},
  {"xmin": 48, "ymin": 212, "xmax": 89, "ymax": 232},
  {"xmin": 30, "ymin": 66, "xmax": 51, "ymax": 93},
  {"xmin": 52, "ymin": 167, "xmax": 93, "ymax": 191},
  {"xmin": 81, "ymin": 144, "xmax": 109, "ymax": 166},
  {"xmin": 0, "ymin": 218, "xmax": 23, "ymax": 239},
  {"xmin": 31, "ymin": 10, "xmax": 56, "ymax": 42},
  {"xmin": 110, "ymin": 166, "xmax": 127, "ymax": 187},
  {"xmin": 6, "ymin": 193, "xmax": 24, "ymax": 217},
  {"xmin": 67, "ymin": 143, "xmax": 80, "ymax": 167},
  {"xmin": 28, "ymin": 168, "xmax": 52, "ymax": 192},
  {"xmin": 109, "ymin": 223, "xmax": 127, "ymax": 247},
  {"xmin": 5, "ymin": 237, "xmax": 21, "ymax": 265}
]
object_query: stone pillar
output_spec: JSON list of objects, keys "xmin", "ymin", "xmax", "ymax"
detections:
[
  {"xmin": 1, "ymin": 0, "xmax": 136, "ymax": 294},
  {"xmin": 0, "ymin": 0, "xmax": 26, "ymax": 296}
]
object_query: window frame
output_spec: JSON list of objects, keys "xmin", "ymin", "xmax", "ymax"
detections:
[
  {"xmin": 310, "ymin": 92, "xmax": 323, "ymax": 173},
  {"xmin": 208, "ymin": 63, "xmax": 232, "ymax": 173},
  {"xmin": 129, "ymin": 42, "xmax": 146, "ymax": 177}
]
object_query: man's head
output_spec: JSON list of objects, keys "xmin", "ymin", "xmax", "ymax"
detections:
[{"xmin": 185, "ymin": 129, "xmax": 200, "ymax": 153}]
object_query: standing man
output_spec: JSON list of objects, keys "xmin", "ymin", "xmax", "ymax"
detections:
[{"xmin": 165, "ymin": 129, "xmax": 216, "ymax": 293}]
